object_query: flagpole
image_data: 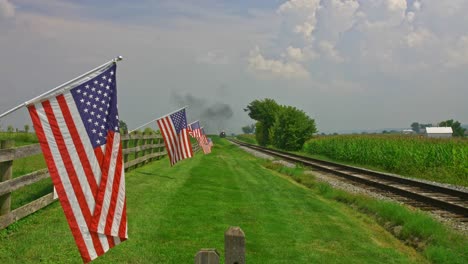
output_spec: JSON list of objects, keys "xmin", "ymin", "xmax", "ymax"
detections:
[
  {"xmin": 128, "ymin": 105, "xmax": 188, "ymax": 133},
  {"xmin": 0, "ymin": 56, "xmax": 123, "ymax": 120},
  {"xmin": 188, "ymin": 120, "xmax": 199, "ymax": 126}
]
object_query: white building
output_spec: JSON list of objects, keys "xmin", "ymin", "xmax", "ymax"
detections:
[{"xmin": 425, "ymin": 127, "xmax": 453, "ymax": 138}]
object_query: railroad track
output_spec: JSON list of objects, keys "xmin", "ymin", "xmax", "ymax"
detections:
[{"xmin": 229, "ymin": 139, "xmax": 468, "ymax": 222}]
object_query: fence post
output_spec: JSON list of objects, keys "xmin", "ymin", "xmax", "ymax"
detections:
[
  {"xmin": 123, "ymin": 137, "xmax": 129, "ymax": 171},
  {"xmin": 194, "ymin": 248, "xmax": 219, "ymax": 264},
  {"xmin": 225, "ymin": 226, "xmax": 245, "ymax": 264},
  {"xmin": 0, "ymin": 140, "xmax": 14, "ymax": 216}
]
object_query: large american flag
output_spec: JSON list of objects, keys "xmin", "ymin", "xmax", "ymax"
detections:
[
  {"xmin": 157, "ymin": 108, "xmax": 193, "ymax": 165},
  {"xmin": 28, "ymin": 64, "xmax": 127, "ymax": 263}
]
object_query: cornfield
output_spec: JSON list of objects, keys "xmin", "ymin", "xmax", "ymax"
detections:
[{"xmin": 303, "ymin": 135, "xmax": 468, "ymax": 186}]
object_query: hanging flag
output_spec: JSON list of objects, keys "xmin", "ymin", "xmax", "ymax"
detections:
[
  {"xmin": 199, "ymin": 127, "xmax": 211, "ymax": 154},
  {"xmin": 28, "ymin": 64, "xmax": 127, "ymax": 263},
  {"xmin": 157, "ymin": 108, "xmax": 193, "ymax": 165},
  {"xmin": 188, "ymin": 121, "xmax": 202, "ymax": 142},
  {"xmin": 207, "ymin": 138, "xmax": 213, "ymax": 147}
]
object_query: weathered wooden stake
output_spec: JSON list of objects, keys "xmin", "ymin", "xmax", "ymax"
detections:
[
  {"xmin": 194, "ymin": 248, "xmax": 219, "ymax": 264},
  {"xmin": 0, "ymin": 140, "xmax": 14, "ymax": 216},
  {"xmin": 225, "ymin": 226, "xmax": 245, "ymax": 264}
]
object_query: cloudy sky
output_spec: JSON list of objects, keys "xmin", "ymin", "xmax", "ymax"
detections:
[{"xmin": 0, "ymin": 0, "xmax": 467, "ymax": 134}]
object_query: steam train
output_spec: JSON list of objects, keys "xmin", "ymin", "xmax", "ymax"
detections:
[{"xmin": 219, "ymin": 131, "xmax": 226, "ymax": 138}]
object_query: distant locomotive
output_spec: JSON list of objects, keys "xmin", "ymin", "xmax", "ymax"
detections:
[{"xmin": 219, "ymin": 131, "xmax": 226, "ymax": 138}]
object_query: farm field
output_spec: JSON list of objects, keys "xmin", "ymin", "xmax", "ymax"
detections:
[
  {"xmin": 0, "ymin": 138, "xmax": 432, "ymax": 263},
  {"xmin": 303, "ymin": 135, "xmax": 468, "ymax": 187}
]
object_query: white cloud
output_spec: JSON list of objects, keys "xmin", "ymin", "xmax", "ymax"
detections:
[
  {"xmin": 445, "ymin": 35, "xmax": 468, "ymax": 68},
  {"xmin": 405, "ymin": 28, "xmax": 433, "ymax": 48},
  {"xmin": 318, "ymin": 41, "xmax": 344, "ymax": 63},
  {"xmin": 0, "ymin": 0, "xmax": 14, "ymax": 19},
  {"xmin": 278, "ymin": 0, "xmax": 321, "ymax": 40},
  {"xmin": 196, "ymin": 51, "xmax": 229, "ymax": 65},
  {"xmin": 248, "ymin": 46, "xmax": 309, "ymax": 78},
  {"xmin": 386, "ymin": 0, "xmax": 407, "ymax": 12}
]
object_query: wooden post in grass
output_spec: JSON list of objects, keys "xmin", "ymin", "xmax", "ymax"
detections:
[
  {"xmin": 225, "ymin": 226, "xmax": 245, "ymax": 264},
  {"xmin": 0, "ymin": 140, "xmax": 14, "ymax": 216},
  {"xmin": 194, "ymin": 248, "xmax": 219, "ymax": 264}
]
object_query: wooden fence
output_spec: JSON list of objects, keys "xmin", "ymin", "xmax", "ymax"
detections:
[{"xmin": 0, "ymin": 133, "xmax": 199, "ymax": 230}]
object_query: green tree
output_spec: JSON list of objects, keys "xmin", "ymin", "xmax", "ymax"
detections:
[
  {"xmin": 411, "ymin": 122, "xmax": 420, "ymax": 133},
  {"xmin": 24, "ymin": 124, "xmax": 30, "ymax": 133},
  {"xmin": 439, "ymin": 119, "xmax": 466, "ymax": 137},
  {"xmin": 269, "ymin": 106, "xmax": 317, "ymax": 151},
  {"xmin": 244, "ymin": 99, "xmax": 281, "ymax": 146},
  {"xmin": 241, "ymin": 124, "xmax": 255, "ymax": 134},
  {"xmin": 119, "ymin": 120, "xmax": 128, "ymax": 135},
  {"xmin": 144, "ymin": 127, "xmax": 155, "ymax": 134}
]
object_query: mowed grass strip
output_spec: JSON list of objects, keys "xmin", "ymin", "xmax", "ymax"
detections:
[{"xmin": 1, "ymin": 138, "xmax": 426, "ymax": 263}]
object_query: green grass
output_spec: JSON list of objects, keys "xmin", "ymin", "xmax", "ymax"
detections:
[
  {"xmin": 266, "ymin": 161, "xmax": 468, "ymax": 263},
  {"xmin": 235, "ymin": 134, "xmax": 257, "ymax": 145},
  {"xmin": 0, "ymin": 132, "xmax": 38, "ymax": 146},
  {"xmin": 0, "ymin": 137, "xmax": 429, "ymax": 263}
]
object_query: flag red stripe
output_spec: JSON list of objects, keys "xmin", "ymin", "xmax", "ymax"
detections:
[
  {"xmin": 165, "ymin": 118, "xmax": 181, "ymax": 163},
  {"xmin": 118, "ymin": 198, "xmax": 127, "ymax": 238},
  {"xmin": 104, "ymin": 139, "xmax": 123, "ymax": 235},
  {"xmin": 42, "ymin": 100, "xmax": 105, "ymax": 257},
  {"xmin": 157, "ymin": 119, "xmax": 174, "ymax": 165},
  {"xmin": 91, "ymin": 131, "xmax": 115, "ymax": 231},
  {"xmin": 28, "ymin": 105, "xmax": 92, "ymax": 262}
]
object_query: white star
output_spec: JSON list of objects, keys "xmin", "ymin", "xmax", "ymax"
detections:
[
  {"xmin": 92, "ymin": 129, "xmax": 96, "ymax": 134},
  {"xmin": 97, "ymin": 114, "xmax": 101, "ymax": 119},
  {"xmin": 85, "ymin": 84, "xmax": 90, "ymax": 89},
  {"xmin": 80, "ymin": 99, "xmax": 84, "ymax": 103},
  {"xmin": 88, "ymin": 118, "xmax": 92, "ymax": 123},
  {"xmin": 97, "ymin": 90, "xmax": 102, "ymax": 94},
  {"xmin": 94, "ymin": 121, "xmax": 99, "ymax": 126},
  {"xmin": 106, "ymin": 85, "xmax": 110, "ymax": 90},
  {"xmin": 105, "ymin": 111, "xmax": 108, "ymax": 115},
  {"xmin": 101, "ymin": 125, "xmax": 105, "ymax": 130},
  {"xmin": 104, "ymin": 92, "xmax": 108, "ymax": 97},
  {"xmin": 83, "ymin": 92, "xmax": 88, "ymax": 96},
  {"xmin": 116, "ymin": 115, "xmax": 119, "ymax": 119},
  {"xmin": 99, "ymin": 107, "xmax": 103, "ymax": 112},
  {"xmin": 115, "ymin": 126, "xmax": 118, "ymax": 130},
  {"xmin": 91, "ymin": 87, "xmax": 96, "ymax": 92},
  {"xmin": 89, "ymin": 94, "xmax": 93, "ymax": 99},
  {"xmin": 84, "ymin": 108, "xmax": 88, "ymax": 113},
  {"xmin": 94, "ymin": 80, "xmax": 98, "ymax": 85},
  {"xmin": 91, "ymin": 111, "xmax": 95, "ymax": 116},
  {"xmin": 103, "ymin": 118, "xmax": 107, "ymax": 122},
  {"xmin": 110, "ymin": 71, "xmax": 114, "ymax": 75},
  {"xmin": 93, "ymin": 104, "xmax": 97, "ymax": 109},
  {"xmin": 101, "ymin": 100, "xmax": 106, "ymax": 104},
  {"xmin": 100, "ymin": 83, "xmax": 104, "ymax": 87},
  {"xmin": 86, "ymin": 101, "xmax": 91, "ymax": 106},
  {"xmin": 99, "ymin": 132, "xmax": 103, "ymax": 137},
  {"xmin": 108, "ymin": 78, "xmax": 112, "ymax": 83},
  {"xmin": 77, "ymin": 89, "xmax": 81, "ymax": 93},
  {"xmin": 95, "ymin": 97, "xmax": 100, "ymax": 102},
  {"xmin": 102, "ymin": 75, "xmax": 107, "ymax": 80},
  {"xmin": 96, "ymin": 139, "xmax": 101, "ymax": 144}
]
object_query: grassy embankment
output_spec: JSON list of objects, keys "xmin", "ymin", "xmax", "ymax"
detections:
[{"xmin": 0, "ymin": 137, "xmax": 434, "ymax": 263}]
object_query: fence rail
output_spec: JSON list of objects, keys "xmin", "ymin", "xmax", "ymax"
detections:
[{"xmin": 0, "ymin": 132, "xmax": 202, "ymax": 230}]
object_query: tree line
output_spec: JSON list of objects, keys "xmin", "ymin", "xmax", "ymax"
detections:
[
  {"xmin": 411, "ymin": 120, "xmax": 466, "ymax": 137},
  {"xmin": 243, "ymin": 98, "xmax": 317, "ymax": 151}
]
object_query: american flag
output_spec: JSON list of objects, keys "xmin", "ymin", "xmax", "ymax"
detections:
[
  {"xmin": 28, "ymin": 64, "xmax": 127, "ymax": 263},
  {"xmin": 207, "ymin": 138, "xmax": 213, "ymax": 147},
  {"xmin": 188, "ymin": 121, "xmax": 202, "ymax": 141},
  {"xmin": 157, "ymin": 108, "xmax": 193, "ymax": 165},
  {"xmin": 200, "ymin": 127, "xmax": 211, "ymax": 154}
]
